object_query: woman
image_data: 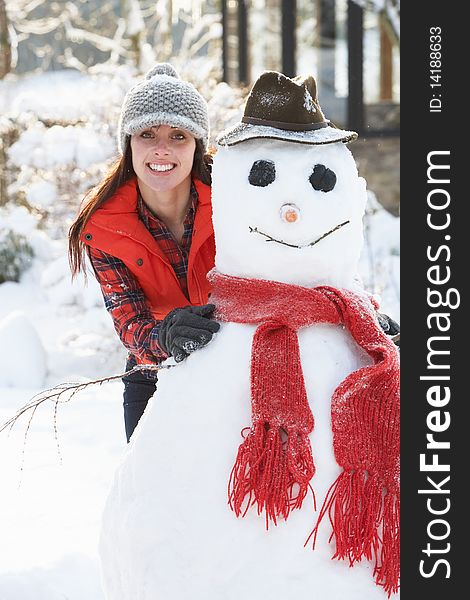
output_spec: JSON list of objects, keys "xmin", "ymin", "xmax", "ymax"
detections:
[{"xmin": 68, "ymin": 63, "xmax": 219, "ymax": 442}]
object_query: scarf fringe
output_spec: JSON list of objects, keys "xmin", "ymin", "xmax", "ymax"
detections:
[
  {"xmin": 306, "ymin": 470, "xmax": 400, "ymax": 596},
  {"xmin": 228, "ymin": 421, "xmax": 315, "ymax": 527},
  {"xmin": 375, "ymin": 492, "xmax": 400, "ymax": 596}
]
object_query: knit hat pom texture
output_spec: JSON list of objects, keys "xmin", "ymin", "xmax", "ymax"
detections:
[{"xmin": 145, "ymin": 63, "xmax": 179, "ymax": 79}]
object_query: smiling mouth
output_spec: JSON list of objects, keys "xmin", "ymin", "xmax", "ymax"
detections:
[
  {"xmin": 248, "ymin": 220, "xmax": 350, "ymax": 248},
  {"xmin": 147, "ymin": 162, "xmax": 176, "ymax": 173}
]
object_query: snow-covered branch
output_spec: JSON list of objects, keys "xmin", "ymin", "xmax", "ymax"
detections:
[
  {"xmin": 350, "ymin": 0, "xmax": 400, "ymax": 41},
  {"xmin": 0, "ymin": 364, "xmax": 173, "ymax": 437},
  {"xmin": 63, "ymin": 19, "xmax": 130, "ymax": 55}
]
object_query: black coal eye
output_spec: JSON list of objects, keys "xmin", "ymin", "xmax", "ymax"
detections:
[
  {"xmin": 248, "ymin": 160, "xmax": 276, "ymax": 187},
  {"xmin": 309, "ymin": 164, "xmax": 337, "ymax": 192}
]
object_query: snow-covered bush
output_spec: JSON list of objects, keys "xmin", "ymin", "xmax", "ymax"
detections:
[
  {"xmin": 0, "ymin": 229, "xmax": 34, "ymax": 284},
  {"xmin": 0, "ymin": 70, "xmax": 127, "ymax": 237}
]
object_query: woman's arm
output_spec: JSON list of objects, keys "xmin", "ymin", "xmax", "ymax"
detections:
[{"xmin": 87, "ymin": 246, "xmax": 168, "ymax": 363}]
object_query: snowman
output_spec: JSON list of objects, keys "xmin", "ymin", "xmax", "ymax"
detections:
[{"xmin": 99, "ymin": 72, "xmax": 400, "ymax": 600}]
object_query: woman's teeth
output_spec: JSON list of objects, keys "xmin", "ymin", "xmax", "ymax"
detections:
[{"xmin": 148, "ymin": 163, "xmax": 175, "ymax": 172}]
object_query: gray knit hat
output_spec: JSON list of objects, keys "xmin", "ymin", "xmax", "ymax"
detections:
[{"xmin": 117, "ymin": 63, "xmax": 209, "ymax": 154}]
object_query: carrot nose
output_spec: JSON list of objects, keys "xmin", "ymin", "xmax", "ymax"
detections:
[{"xmin": 280, "ymin": 204, "xmax": 300, "ymax": 223}]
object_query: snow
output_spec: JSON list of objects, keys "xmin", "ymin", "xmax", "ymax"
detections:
[
  {"xmin": 0, "ymin": 312, "xmax": 47, "ymax": 387},
  {"xmin": 360, "ymin": 192, "xmax": 400, "ymax": 317},
  {"xmin": 26, "ymin": 180, "xmax": 58, "ymax": 209},
  {"xmin": 0, "ymin": 69, "xmax": 399, "ymax": 599},
  {"xmin": 303, "ymin": 88, "xmax": 317, "ymax": 112},
  {"xmin": 0, "ymin": 70, "xmax": 128, "ymax": 124},
  {"xmin": 0, "ymin": 385, "xmax": 125, "ymax": 600},
  {"xmin": 0, "ymin": 207, "xmax": 127, "ymax": 598},
  {"xmin": 217, "ymin": 120, "xmax": 357, "ymax": 146},
  {"xmin": 0, "ymin": 204, "xmax": 39, "ymax": 237},
  {"xmin": 126, "ymin": 0, "xmax": 146, "ymax": 37},
  {"xmin": 8, "ymin": 123, "xmax": 115, "ymax": 170},
  {"xmin": 0, "ymin": 242, "xmax": 127, "ymax": 597}
]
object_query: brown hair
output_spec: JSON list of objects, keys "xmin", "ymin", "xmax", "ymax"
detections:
[{"xmin": 68, "ymin": 137, "xmax": 213, "ymax": 277}]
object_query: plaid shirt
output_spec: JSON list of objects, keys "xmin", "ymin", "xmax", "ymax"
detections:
[{"xmin": 88, "ymin": 183, "xmax": 198, "ymax": 365}]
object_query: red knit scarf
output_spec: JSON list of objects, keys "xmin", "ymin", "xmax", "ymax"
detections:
[{"xmin": 208, "ymin": 270, "xmax": 400, "ymax": 595}]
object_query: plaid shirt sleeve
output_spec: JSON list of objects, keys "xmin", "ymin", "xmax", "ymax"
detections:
[{"xmin": 87, "ymin": 246, "xmax": 168, "ymax": 363}]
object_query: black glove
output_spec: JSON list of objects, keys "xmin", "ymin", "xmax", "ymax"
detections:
[
  {"xmin": 377, "ymin": 312, "xmax": 400, "ymax": 346},
  {"xmin": 158, "ymin": 304, "xmax": 220, "ymax": 363}
]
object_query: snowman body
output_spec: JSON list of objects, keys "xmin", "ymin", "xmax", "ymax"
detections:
[{"xmin": 99, "ymin": 140, "xmax": 398, "ymax": 599}]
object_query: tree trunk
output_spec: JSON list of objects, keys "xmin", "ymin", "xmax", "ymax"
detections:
[
  {"xmin": 380, "ymin": 15, "xmax": 393, "ymax": 101},
  {"xmin": 121, "ymin": 0, "xmax": 146, "ymax": 69},
  {"xmin": 159, "ymin": 0, "xmax": 173, "ymax": 62},
  {"xmin": 0, "ymin": 0, "xmax": 12, "ymax": 78}
]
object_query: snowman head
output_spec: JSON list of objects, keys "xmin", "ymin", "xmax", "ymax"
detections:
[
  {"xmin": 211, "ymin": 138, "xmax": 367, "ymax": 288},
  {"xmin": 212, "ymin": 70, "xmax": 366, "ymax": 288}
]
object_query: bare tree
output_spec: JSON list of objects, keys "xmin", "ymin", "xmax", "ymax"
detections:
[
  {"xmin": 121, "ymin": 0, "xmax": 146, "ymax": 69},
  {"xmin": 3, "ymin": 0, "xmax": 222, "ymax": 75},
  {"xmin": 5, "ymin": 0, "xmax": 131, "ymax": 72},
  {"xmin": 0, "ymin": 0, "xmax": 12, "ymax": 78}
]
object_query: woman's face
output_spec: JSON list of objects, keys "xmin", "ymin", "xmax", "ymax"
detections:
[{"xmin": 130, "ymin": 124, "xmax": 196, "ymax": 194}]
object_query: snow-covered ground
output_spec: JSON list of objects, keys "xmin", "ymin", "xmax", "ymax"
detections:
[
  {"xmin": 0, "ymin": 217, "xmax": 127, "ymax": 599},
  {"xmin": 0, "ymin": 69, "xmax": 399, "ymax": 599}
]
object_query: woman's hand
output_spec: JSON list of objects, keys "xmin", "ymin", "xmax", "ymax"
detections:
[
  {"xmin": 158, "ymin": 304, "xmax": 220, "ymax": 362},
  {"xmin": 377, "ymin": 312, "xmax": 400, "ymax": 346}
]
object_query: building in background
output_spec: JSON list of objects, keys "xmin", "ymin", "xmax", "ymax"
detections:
[{"xmin": 222, "ymin": 0, "xmax": 399, "ymax": 136}]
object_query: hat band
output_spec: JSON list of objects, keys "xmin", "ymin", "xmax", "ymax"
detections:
[{"xmin": 241, "ymin": 116, "xmax": 331, "ymax": 132}]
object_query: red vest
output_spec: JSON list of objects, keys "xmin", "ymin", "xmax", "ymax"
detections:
[{"xmin": 81, "ymin": 177, "xmax": 215, "ymax": 320}]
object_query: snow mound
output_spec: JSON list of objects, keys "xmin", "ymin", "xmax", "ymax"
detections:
[{"xmin": 0, "ymin": 311, "xmax": 47, "ymax": 387}]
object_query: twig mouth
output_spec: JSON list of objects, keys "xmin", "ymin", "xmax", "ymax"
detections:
[{"xmin": 249, "ymin": 220, "xmax": 350, "ymax": 249}]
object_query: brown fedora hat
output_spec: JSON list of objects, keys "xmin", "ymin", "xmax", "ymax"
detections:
[{"xmin": 217, "ymin": 71, "xmax": 357, "ymax": 146}]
